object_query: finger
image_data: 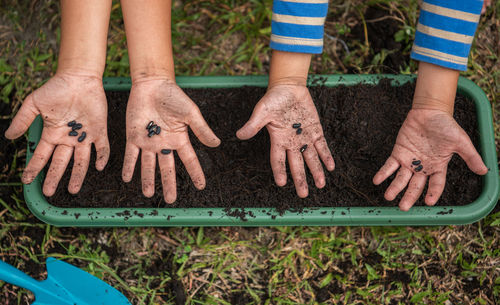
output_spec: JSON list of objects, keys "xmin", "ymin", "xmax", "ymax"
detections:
[
  {"xmin": 141, "ymin": 150, "xmax": 156, "ymax": 198},
  {"xmin": 373, "ymin": 156, "xmax": 400, "ymax": 185},
  {"xmin": 270, "ymin": 143, "xmax": 287, "ymax": 187},
  {"xmin": 425, "ymin": 169, "xmax": 447, "ymax": 206},
  {"xmin": 22, "ymin": 140, "xmax": 55, "ymax": 184},
  {"xmin": 384, "ymin": 167, "xmax": 412, "ymax": 201},
  {"xmin": 399, "ymin": 174, "xmax": 427, "ymax": 211},
  {"xmin": 122, "ymin": 142, "xmax": 139, "ymax": 182},
  {"xmin": 188, "ymin": 107, "xmax": 221, "ymax": 147},
  {"xmin": 303, "ymin": 146, "xmax": 326, "ymax": 189},
  {"xmin": 287, "ymin": 149, "xmax": 308, "ymax": 198},
  {"xmin": 177, "ymin": 143, "xmax": 206, "ymax": 190},
  {"xmin": 456, "ymin": 134, "xmax": 488, "ymax": 175},
  {"xmin": 43, "ymin": 145, "xmax": 73, "ymax": 197},
  {"xmin": 5, "ymin": 95, "xmax": 38, "ymax": 139},
  {"xmin": 314, "ymin": 137, "xmax": 335, "ymax": 171},
  {"xmin": 68, "ymin": 144, "xmax": 91, "ymax": 194},
  {"xmin": 158, "ymin": 152, "xmax": 177, "ymax": 204},
  {"xmin": 94, "ymin": 137, "xmax": 110, "ymax": 171},
  {"xmin": 236, "ymin": 103, "xmax": 269, "ymax": 140}
]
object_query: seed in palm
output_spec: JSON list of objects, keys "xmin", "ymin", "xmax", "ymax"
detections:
[
  {"xmin": 155, "ymin": 126, "xmax": 161, "ymax": 135},
  {"xmin": 292, "ymin": 123, "xmax": 301, "ymax": 129},
  {"xmin": 67, "ymin": 120, "xmax": 76, "ymax": 127},
  {"xmin": 69, "ymin": 130, "xmax": 78, "ymax": 136},
  {"xmin": 72, "ymin": 123, "xmax": 83, "ymax": 131},
  {"xmin": 77, "ymin": 132, "xmax": 87, "ymax": 142},
  {"xmin": 415, "ymin": 165, "xmax": 423, "ymax": 172},
  {"xmin": 146, "ymin": 121, "xmax": 154, "ymax": 130},
  {"xmin": 412, "ymin": 160, "xmax": 421, "ymax": 166},
  {"xmin": 296, "ymin": 128, "xmax": 303, "ymax": 135},
  {"xmin": 148, "ymin": 130, "xmax": 156, "ymax": 137},
  {"xmin": 300, "ymin": 144, "xmax": 308, "ymax": 153},
  {"xmin": 161, "ymin": 149, "xmax": 172, "ymax": 155}
]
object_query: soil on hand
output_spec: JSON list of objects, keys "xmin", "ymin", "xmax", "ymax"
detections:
[{"xmin": 47, "ymin": 80, "xmax": 482, "ymax": 211}]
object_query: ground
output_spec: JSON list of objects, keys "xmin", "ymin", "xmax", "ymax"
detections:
[{"xmin": 0, "ymin": 0, "xmax": 499, "ymax": 304}]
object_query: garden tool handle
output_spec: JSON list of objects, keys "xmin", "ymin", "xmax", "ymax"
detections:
[{"xmin": 0, "ymin": 260, "xmax": 41, "ymax": 294}]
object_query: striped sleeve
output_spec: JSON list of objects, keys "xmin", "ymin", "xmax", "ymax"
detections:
[
  {"xmin": 270, "ymin": 0, "xmax": 329, "ymax": 54},
  {"xmin": 410, "ymin": 0, "xmax": 483, "ymax": 71}
]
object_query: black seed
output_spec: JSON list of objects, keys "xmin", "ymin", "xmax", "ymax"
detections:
[
  {"xmin": 146, "ymin": 121, "xmax": 154, "ymax": 130},
  {"xmin": 296, "ymin": 128, "xmax": 303, "ymax": 135},
  {"xmin": 292, "ymin": 123, "xmax": 301, "ymax": 129},
  {"xmin": 67, "ymin": 120, "xmax": 76, "ymax": 127},
  {"xmin": 415, "ymin": 165, "xmax": 423, "ymax": 172},
  {"xmin": 149, "ymin": 124, "xmax": 157, "ymax": 131},
  {"xmin": 300, "ymin": 144, "xmax": 308, "ymax": 153},
  {"xmin": 77, "ymin": 132, "xmax": 86, "ymax": 142},
  {"xmin": 148, "ymin": 130, "xmax": 155, "ymax": 137},
  {"xmin": 155, "ymin": 126, "xmax": 161, "ymax": 134},
  {"xmin": 69, "ymin": 130, "xmax": 78, "ymax": 136},
  {"xmin": 412, "ymin": 160, "xmax": 421, "ymax": 166},
  {"xmin": 161, "ymin": 149, "xmax": 172, "ymax": 155},
  {"xmin": 72, "ymin": 123, "xmax": 82, "ymax": 130}
]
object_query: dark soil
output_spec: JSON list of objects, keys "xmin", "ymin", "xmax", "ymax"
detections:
[
  {"xmin": 350, "ymin": 6, "xmax": 407, "ymax": 72},
  {"xmin": 47, "ymin": 80, "xmax": 482, "ymax": 211}
]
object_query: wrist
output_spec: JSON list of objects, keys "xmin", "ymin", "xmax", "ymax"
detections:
[
  {"xmin": 269, "ymin": 50, "xmax": 311, "ymax": 88},
  {"xmin": 131, "ymin": 68, "xmax": 175, "ymax": 84},
  {"xmin": 55, "ymin": 67, "xmax": 103, "ymax": 80}
]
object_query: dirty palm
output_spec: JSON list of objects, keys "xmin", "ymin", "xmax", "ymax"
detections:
[{"xmin": 7, "ymin": 0, "xmax": 488, "ymax": 210}]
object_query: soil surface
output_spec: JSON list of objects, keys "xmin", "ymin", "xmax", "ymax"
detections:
[{"xmin": 47, "ymin": 80, "xmax": 482, "ymax": 211}]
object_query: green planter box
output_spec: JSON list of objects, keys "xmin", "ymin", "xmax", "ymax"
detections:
[{"xmin": 24, "ymin": 75, "xmax": 499, "ymax": 227}]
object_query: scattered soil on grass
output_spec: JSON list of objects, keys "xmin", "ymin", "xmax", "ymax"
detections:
[{"xmin": 47, "ymin": 80, "xmax": 482, "ymax": 213}]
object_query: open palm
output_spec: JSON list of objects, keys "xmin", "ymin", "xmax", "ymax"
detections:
[
  {"xmin": 122, "ymin": 79, "xmax": 220, "ymax": 203},
  {"xmin": 373, "ymin": 109, "xmax": 487, "ymax": 211}
]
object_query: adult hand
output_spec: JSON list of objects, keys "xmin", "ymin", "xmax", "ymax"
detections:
[
  {"xmin": 122, "ymin": 78, "xmax": 220, "ymax": 203},
  {"xmin": 237, "ymin": 84, "xmax": 335, "ymax": 198},
  {"xmin": 373, "ymin": 108, "xmax": 487, "ymax": 211},
  {"xmin": 5, "ymin": 73, "xmax": 110, "ymax": 196}
]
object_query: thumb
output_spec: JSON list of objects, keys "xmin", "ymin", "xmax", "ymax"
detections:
[
  {"xmin": 236, "ymin": 103, "xmax": 269, "ymax": 140},
  {"xmin": 456, "ymin": 133, "xmax": 488, "ymax": 175},
  {"xmin": 188, "ymin": 107, "xmax": 221, "ymax": 148},
  {"xmin": 5, "ymin": 94, "xmax": 39, "ymax": 139}
]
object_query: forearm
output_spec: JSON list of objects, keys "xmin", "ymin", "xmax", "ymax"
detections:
[
  {"xmin": 412, "ymin": 62, "xmax": 459, "ymax": 115},
  {"xmin": 269, "ymin": 50, "xmax": 311, "ymax": 87},
  {"xmin": 57, "ymin": 0, "xmax": 112, "ymax": 77},
  {"xmin": 121, "ymin": 0, "xmax": 174, "ymax": 82}
]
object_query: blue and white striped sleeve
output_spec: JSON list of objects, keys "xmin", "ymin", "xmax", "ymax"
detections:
[
  {"xmin": 411, "ymin": 0, "xmax": 483, "ymax": 71},
  {"xmin": 270, "ymin": 0, "xmax": 329, "ymax": 54}
]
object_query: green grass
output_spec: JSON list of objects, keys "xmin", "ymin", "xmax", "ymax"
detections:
[{"xmin": 0, "ymin": 0, "xmax": 499, "ymax": 304}]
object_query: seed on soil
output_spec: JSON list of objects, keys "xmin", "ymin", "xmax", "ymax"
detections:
[
  {"xmin": 69, "ymin": 130, "xmax": 78, "ymax": 136},
  {"xmin": 155, "ymin": 126, "xmax": 161, "ymax": 134},
  {"xmin": 148, "ymin": 130, "xmax": 156, "ymax": 137},
  {"xmin": 72, "ymin": 123, "xmax": 83, "ymax": 130},
  {"xmin": 296, "ymin": 128, "xmax": 303, "ymax": 135},
  {"xmin": 412, "ymin": 160, "xmax": 421, "ymax": 166},
  {"xmin": 77, "ymin": 132, "xmax": 87, "ymax": 142},
  {"xmin": 415, "ymin": 165, "xmax": 423, "ymax": 172},
  {"xmin": 292, "ymin": 123, "xmax": 301, "ymax": 129},
  {"xmin": 161, "ymin": 149, "xmax": 172, "ymax": 155},
  {"xmin": 300, "ymin": 144, "xmax": 308, "ymax": 153},
  {"xmin": 146, "ymin": 121, "xmax": 154, "ymax": 130},
  {"xmin": 67, "ymin": 120, "xmax": 76, "ymax": 127}
]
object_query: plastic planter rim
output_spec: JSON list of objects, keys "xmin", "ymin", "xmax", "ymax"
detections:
[{"xmin": 24, "ymin": 74, "xmax": 499, "ymax": 227}]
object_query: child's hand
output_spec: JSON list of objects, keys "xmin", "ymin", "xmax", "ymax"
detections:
[
  {"xmin": 237, "ymin": 84, "xmax": 335, "ymax": 198},
  {"xmin": 373, "ymin": 109, "xmax": 487, "ymax": 211},
  {"xmin": 5, "ymin": 73, "xmax": 110, "ymax": 196},
  {"xmin": 122, "ymin": 79, "xmax": 220, "ymax": 203}
]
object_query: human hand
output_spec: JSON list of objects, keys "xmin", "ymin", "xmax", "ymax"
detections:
[
  {"xmin": 373, "ymin": 109, "xmax": 487, "ymax": 211},
  {"xmin": 5, "ymin": 73, "xmax": 110, "ymax": 196},
  {"xmin": 122, "ymin": 79, "xmax": 220, "ymax": 203},
  {"xmin": 236, "ymin": 84, "xmax": 335, "ymax": 198}
]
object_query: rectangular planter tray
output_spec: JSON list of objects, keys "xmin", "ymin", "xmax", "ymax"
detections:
[{"xmin": 24, "ymin": 75, "xmax": 499, "ymax": 227}]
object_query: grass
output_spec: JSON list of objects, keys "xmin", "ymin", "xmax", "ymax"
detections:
[{"xmin": 0, "ymin": 0, "xmax": 499, "ymax": 304}]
